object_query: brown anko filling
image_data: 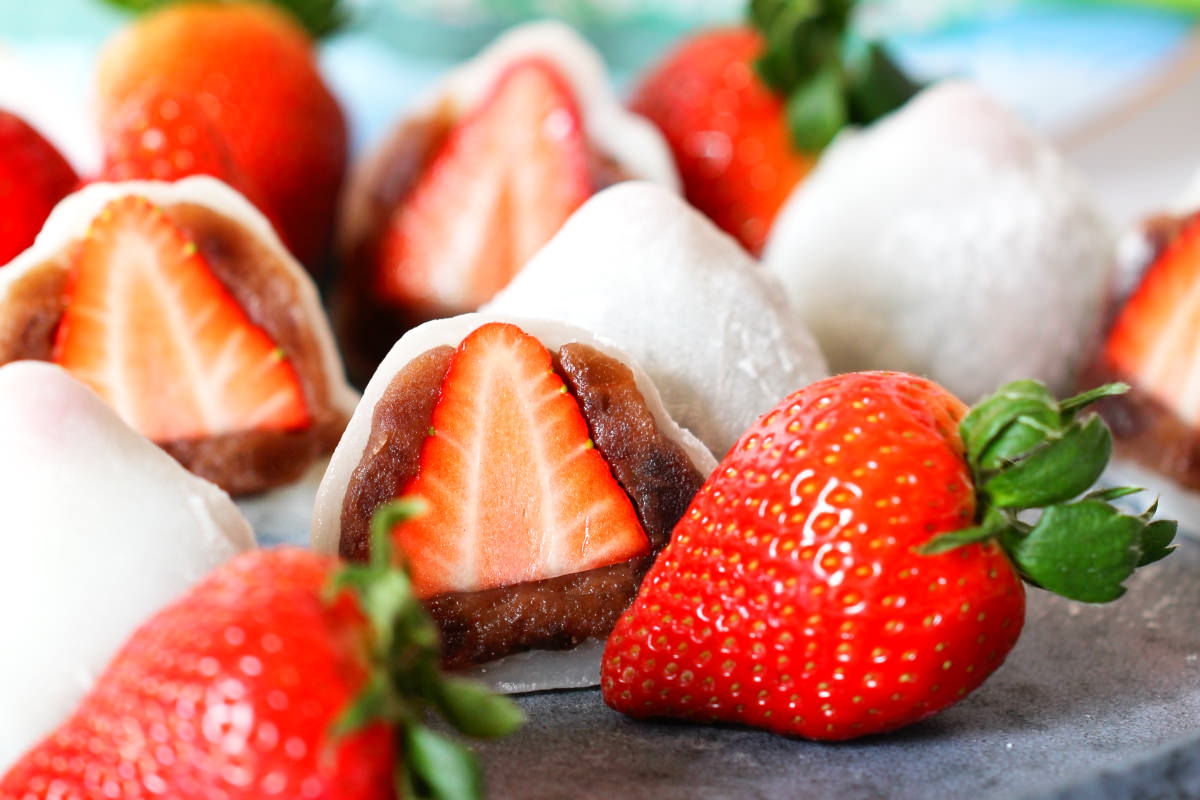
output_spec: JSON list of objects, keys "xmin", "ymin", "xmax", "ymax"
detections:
[
  {"xmin": 1084, "ymin": 360, "xmax": 1200, "ymax": 491},
  {"xmin": 340, "ymin": 341, "xmax": 704, "ymax": 668},
  {"xmin": 0, "ymin": 202, "xmax": 347, "ymax": 496},
  {"xmin": 0, "ymin": 257, "xmax": 70, "ymax": 363},
  {"xmin": 339, "ymin": 345, "xmax": 455, "ymax": 562}
]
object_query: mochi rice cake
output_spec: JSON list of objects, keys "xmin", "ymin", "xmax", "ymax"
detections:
[
  {"xmin": 335, "ymin": 21, "xmax": 678, "ymax": 382},
  {"xmin": 764, "ymin": 81, "xmax": 1113, "ymax": 402},
  {"xmin": 314, "ymin": 315, "xmax": 716, "ymax": 691},
  {"xmin": 0, "ymin": 177, "xmax": 357, "ymax": 495},
  {"xmin": 0, "ymin": 361, "xmax": 254, "ymax": 770},
  {"xmin": 487, "ymin": 181, "xmax": 827, "ymax": 457}
]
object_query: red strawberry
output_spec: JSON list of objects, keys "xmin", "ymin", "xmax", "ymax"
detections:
[
  {"xmin": 376, "ymin": 60, "xmax": 592, "ymax": 316},
  {"xmin": 631, "ymin": 5, "xmax": 922, "ymax": 257},
  {"xmin": 396, "ymin": 322, "xmax": 649, "ymax": 597},
  {"xmin": 96, "ymin": 2, "xmax": 347, "ymax": 267},
  {"xmin": 100, "ymin": 89, "xmax": 247, "ymax": 185},
  {"xmin": 1104, "ymin": 213, "xmax": 1200, "ymax": 423},
  {"xmin": 0, "ymin": 110, "xmax": 78, "ymax": 266},
  {"xmin": 603, "ymin": 372, "xmax": 1173, "ymax": 740},
  {"xmin": 628, "ymin": 28, "xmax": 816, "ymax": 253},
  {"xmin": 98, "ymin": 88, "xmax": 285, "ymax": 241},
  {"xmin": 630, "ymin": 29, "xmax": 812, "ymax": 255},
  {"xmin": 0, "ymin": 502, "xmax": 522, "ymax": 799},
  {"xmin": 53, "ymin": 195, "xmax": 310, "ymax": 442}
]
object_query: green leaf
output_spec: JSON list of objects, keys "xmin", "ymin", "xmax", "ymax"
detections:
[
  {"xmin": 843, "ymin": 39, "xmax": 923, "ymax": 123},
  {"xmin": 1138, "ymin": 519, "xmax": 1177, "ymax": 567},
  {"xmin": 1009, "ymin": 500, "xmax": 1143, "ymax": 603},
  {"xmin": 959, "ymin": 380, "xmax": 1060, "ymax": 469},
  {"xmin": 750, "ymin": 0, "xmax": 920, "ymax": 151},
  {"xmin": 952, "ymin": 380, "xmax": 1175, "ymax": 603},
  {"xmin": 1058, "ymin": 382, "xmax": 1129, "ymax": 416},
  {"xmin": 786, "ymin": 63, "xmax": 847, "ymax": 151},
  {"xmin": 433, "ymin": 678, "xmax": 526, "ymax": 739},
  {"xmin": 330, "ymin": 674, "xmax": 389, "ymax": 738},
  {"xmin": 1084, "ymin": 486, "xmax": 1144, "ymax": 502},
  {"xmin": 361, "ymin": 569, "xmax": 418, "ymax": 651},
  {"xmin": 977, "ymin": 411, "xmax": 1066, "ymax": 474},
  {"xmin": 918, "ymin": 507, "xmax": 1012, "ymax": 555},
  {"xmin": 917, "ymin": 525, "xmax": 997, "ymax": 555},
  {"xmin": 982, "ymin": 416, "xmax": 1112, "ymax": 509},
  {"xmin": 99, "ymin": 0, "xmax": 346, "ymax": 37},
  {"xmin": 405, "ymin": 726, "xmax": 484, "ymax": 800},
  {"xmin": 326, "ymin": 497, "xmax": 519, "ymax": 799}
]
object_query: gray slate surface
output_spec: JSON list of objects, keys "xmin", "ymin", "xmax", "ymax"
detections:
[{"xmin": 472, "ymin": 539, "xmax": 1200, "ymax": 800}]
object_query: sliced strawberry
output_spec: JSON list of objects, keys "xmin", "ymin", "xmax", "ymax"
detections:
[
  {"xmin": 377, "ymin": 60, "xmax": 592, "ymax": 314},
  {"xmin": 1105, "ymin": 214, "xmax": 1200, "ymax": 423},
  {"xmin": 0, "ymin": 110, "xmax": 78, "ymax": 266},
  {"xmin": 53, "ymin": 195, "xmax": 309, "ymax": 442},
  {"xmin": 395, "ymin": 322, "xmax": 649, "ymax": 597}
]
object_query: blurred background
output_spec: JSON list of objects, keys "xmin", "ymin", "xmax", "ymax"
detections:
[{"xmin": 2, "ymin": 0, "xmax": 1199, "ymax": 226}]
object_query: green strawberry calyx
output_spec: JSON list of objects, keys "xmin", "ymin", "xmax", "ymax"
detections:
[
  {"xmin": 749, "ymin": 0, "xmax": 923, "ymax": 152},
  {"xmin": 920, "ymin": 380, "xmax": 1177, "ymax": 604},
  {"xmin": 327, "ymin": 498, "xmax": 525, "ymax": 800}
]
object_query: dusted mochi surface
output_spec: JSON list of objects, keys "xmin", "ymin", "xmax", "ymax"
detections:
[
  {"xmin": 0, "ymin": 362, "xmax": 254, "ymax": 771},
  {"xmin": 311, "ymin": 313, "xmax": 716, "ymax": 691},
  {"xmin": 764, "ymin": 81, "xmax": 1114, "ymax": 402},
  {"xmin": 339, "ymin": 20, "xmax": 679, "ymax": 255},
  {"xmin": 486, "ymin": 182, "xmax": 827, "ymax": 458},
  {"xmin": 0, "ymin": 176, "xmax": 359, "ymax": 420},
  {"xmin": 1175, "ymin": 167, "xmax": 1200, "ymax": 215}
]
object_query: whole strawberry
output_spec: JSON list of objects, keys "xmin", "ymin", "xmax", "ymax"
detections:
[
  {"xmin": 96, "ymin": 1, "xmax": 347, "ymax": 267},
  {"xmin": 602, "ymin": 372, "xmax": 1174, "ymax": 740},
  {"xmin": 0, "ymin": 111, "xmax": 78, "ymax": 266},
  {"xmin": 630, "ymin": 0, "xmax": 921, "ymax": 254},
  {"xmin": 97, "ymin": 89, "xmax": 284, "ymax": 239},
  {"xmin": 99, "ymin": 89, "xmax": 256, "ymax": 191},
  {"xmin": 0, "ymin": 501, "xmax": 521, "ymax": 798},
  {"xmin": 631, "ymin": 29, "xmax": 811, "ymax": 255}
]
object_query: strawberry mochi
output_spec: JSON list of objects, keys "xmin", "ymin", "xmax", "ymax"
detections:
[
  {"xmin": 0, "ymin": 361, "xmax": 254, "ymax": 770},
  {"xmin": 335, "ymin": 21, "xmax": 679, "ymax": 383},
  {"xmin": 763, "ymin": 81, "xmax": 1113, "ymax": 402},
  {"xmin": 1083, "ymin": 185, "xmax": 1200, "ymax": 505},
  {"xmin": 313, "ymin": 314, "xmax": 715, "ymax": 692},
  {"xmin": 0, "ymin": 177, "xmax": 357, "ymax": 495},
  {"xmin": 486, "ymin": 181, "xmax": 827, "ymax": 457}
]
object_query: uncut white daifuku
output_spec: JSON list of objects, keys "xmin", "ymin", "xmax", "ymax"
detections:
[
  {"xmin": 0, "ymin": 362, "xmax": 254, "ymax": 770},
  {"xmin": 764, "ymin": 81, "xmax": 1113, "ymax": 402},
  {"xmin": 486, "ymin": 181, "xmax": 827, "ymax": 457}
]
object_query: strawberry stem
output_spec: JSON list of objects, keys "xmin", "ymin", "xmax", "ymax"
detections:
[
  {"xmin": 328, "ymin": 499, "xmax": 524, "ymax": 800},
  {"xmin": 748, "ymin": 0, "xmax": 922, "ymax": 151},
  {"xmin": 921, "ymin": 380, "xmax": 1177, "ymax": 603}
]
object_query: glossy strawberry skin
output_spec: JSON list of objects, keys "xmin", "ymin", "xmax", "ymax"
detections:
[
  {"xmin": 0, "ymin": 111, "xmax": 78, "ymax": 267},
  {"xmin": 630, "ymin": 28, "xmax": 811, "ymax": 255},
  {"xmin": 100, "ymin": 90, "xmax": 246, "ymax": 184},
  {"xmin": 602, "ymin": 372, "xmax": 1025, "ymax": 740},
  {"xmin": 96, "ymin": 2, "xmax": 347, "ymax": 267},
  {"xmin": 0, "ymin": 549, "xmax": 393, "ymax": 800}
]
